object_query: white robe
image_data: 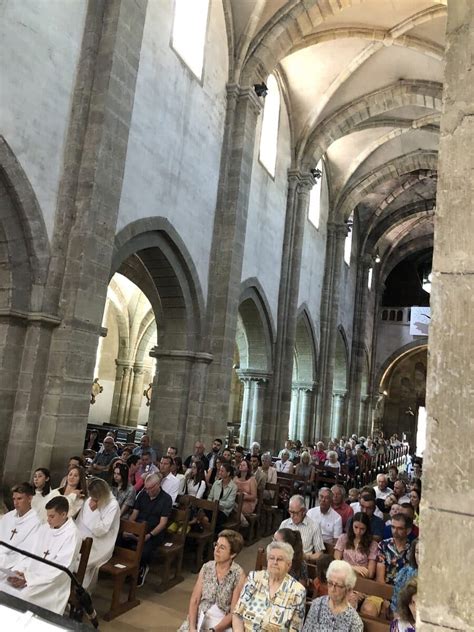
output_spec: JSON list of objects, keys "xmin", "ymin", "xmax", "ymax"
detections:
[
  {"xmin": 0, "ymin": 508, "xmax": 41, "ymax": 570},
  {"xmin": 45, "ymin": 489, "xmax": 84, "ymax": 520},
  {"xmin": 0, "ymin": 517, "xmax": 81, "ymax": 615},
  {"xmin": 75, "ymin": 495, "xmax": 120, "ymax": 590},
  {"xmin": 31, "ymin": 490, "xmax": 50, "ymax": 523}
]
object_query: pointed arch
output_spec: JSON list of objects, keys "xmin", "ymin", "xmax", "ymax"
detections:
[
  {"xmin": 294, "ymin": 306, "xmax": 318, "ymax": 383},
  {"xmin": 237, "ymin": 281, "xmax": 274, "ymax": 372},
  {"xmin": 334, "ymin": 325, "xmax": 349, "ymax": 391}
]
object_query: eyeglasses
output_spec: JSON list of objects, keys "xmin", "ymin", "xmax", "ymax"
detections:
[
  {"xmin": 327, "ymin": 580, "xmax": 346, "ymax": 590},
  {"xmin": 288, "ymin": 509, "xmax": 303, "ymax": 515},
  {"xmin": 213, "ymin": 543, "xmax": 229, "ymax": 552}
]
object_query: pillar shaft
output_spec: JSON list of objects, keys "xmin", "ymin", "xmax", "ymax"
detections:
[{"xmin": 419, "ymin": 3, "xmax": 474, "ymax": 629}]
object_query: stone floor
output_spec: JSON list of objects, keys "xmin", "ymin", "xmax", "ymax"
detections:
[{"xmin": 92, "ymin": 536, "xmax": 271, "ymax": 631}]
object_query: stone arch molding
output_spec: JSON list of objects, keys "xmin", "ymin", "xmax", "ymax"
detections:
[
  {"xmin": 0, "ymin": 136, "xmax": 50, "ymax": 312},
  {"xmin": 334, "ymin": 325, "xmax": 349, "ymax": 391},
  {"xmin": 236, "ymin": 280, "xmax": 274, "ymax": 373},
  {"xmin": 376, "ymin": 340, "xmax": 428, "ymax": 396},
  {"xmin": 294, "ymin": 306, "xmax": 318, "ymax": 383},
  {"xmin": 112, "ymin": 218, "xmax": 205, "ymax": 352}
]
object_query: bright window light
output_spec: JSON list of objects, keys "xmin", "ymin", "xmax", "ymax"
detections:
[
  {"xmin": 416, "ymin": 406, "xmax": 427, "ymax": 456},
  {"xmin": 344, "ymin": 229, "xmax": 352, "ymax": 265},
  {"xmin": 172, "ymin": 0, "xmax": 210, "ymax": 79},
  {"xmin": 308, "ymin": 161, "xmax": 323, "ymax": 229},
  {"xmin": 259, "ymin": 74, "xmax": 280, "ymax": 177},
  {"xmin": 368, "ymin": 267, "xmax": 373, "ymax": 290}
]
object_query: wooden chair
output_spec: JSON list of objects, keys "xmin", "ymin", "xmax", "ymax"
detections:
[
  {"xmin": 361, "ymin": 616, "xmax": 390, "ymax": 631},
  {"xmin": 185, "ymin": 497, "xmax": 218, "ymax": 573},
  {"xmin": 254, "ymin": 546, "xmax": 266, "ymax": 571},
  {"xmin": 355, "ymin": 576, "xmax": 393, "ymax": 601},
  {"xmin": 222, "ymin": 492, "xmax": 243, "ymax": 532},
  {"xmin": 154, "ymin": 505, "xmax": 189, "ymax": 592},
  {"xmin": 260, "ymin": 482, "xmax": 281, "ymax": 536},
  {"xmin": 99, "ymin": 519, "xmax": 146, "ymax": 621},
  {"xmin": 68, "ymin": 537, "xmax": 93, "ymax": 621}
]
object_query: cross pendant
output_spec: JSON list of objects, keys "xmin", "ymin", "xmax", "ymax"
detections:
[
  {"xmin": 43, "ymin": 550, "xmax": 50, "ymax": 559},
  {"xmin": 10, "ymin": 528, "xmax": 18, "ymax": 540}
]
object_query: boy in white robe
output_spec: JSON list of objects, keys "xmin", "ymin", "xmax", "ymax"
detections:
[
  {"xmin": 0, "ymin": 495, "xmax": 81, "ymax": 615},
  {"xmin": 75, "ymin": 477, "xmax": 120, "ymax": 590},
  {"xmin": 0, "ymin": 483, "xmax": 41, "ymax": 570}
]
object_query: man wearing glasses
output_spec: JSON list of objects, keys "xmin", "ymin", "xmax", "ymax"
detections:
[
  {"xmin": 376, "ymin": 513, "xmax": 412, "ymax": 584},
  {"xmin": 278, "ymin": 495, "xmax": 325, "ymax": 561}
]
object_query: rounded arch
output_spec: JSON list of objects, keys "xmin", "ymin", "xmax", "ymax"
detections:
[
  {"xmin": 376, "ymin": 340, "xmax": 428, "ymax": 395},
  {"xmin": 294, "ymin": 306, "xmax": 318, "ymax": 383},
  {"xmin": 236, "ymin": 282, "xmax": 274, "ymax": 372},
  {"xmin": 112, "ymin": 218, "xmax": 205, "ymax": 351},
  {"xmin": 334, "ymin": 326, "xmax": 349, "ymax": 391},
  {"xmin": 0, "ymin": 136, "xmax": 50, "ymax": 310}
]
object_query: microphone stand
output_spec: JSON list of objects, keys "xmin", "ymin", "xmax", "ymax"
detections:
[{"xmin": 0, "ymin": 540, "xmax": 99, "ymax": 629}]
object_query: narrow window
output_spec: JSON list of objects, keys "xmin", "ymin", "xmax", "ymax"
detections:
[
  {"xmin": 308, "ymin": 160, "xmax": 323, "ymax": 229},
  {"xmin": 368, "ymin": 267, "xmax": 373, "ymax": 290},
  {"xmin": 259, "ymin": 74, "xmax": 280, "ymax": 177},
  {"xmin": 344, "ymin": 229, "xmax": 352, "ymax": 265},
  {"xmin": 172, "ymin": 0, "xmax": 210, "ymax": 79}
]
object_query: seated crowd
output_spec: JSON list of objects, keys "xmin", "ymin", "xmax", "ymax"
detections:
[{"xmin": 0, "ymin": 430, "xmax": 421, "ymax": 631}]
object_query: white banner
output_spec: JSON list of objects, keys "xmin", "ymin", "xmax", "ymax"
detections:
[{"xmin": 410, "ymin": 306, "xmax": 430, "ymax": 336}]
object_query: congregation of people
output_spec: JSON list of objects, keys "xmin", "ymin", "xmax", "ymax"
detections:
[{"xmin": 0, "ymin": 430, "xmax": 421, "ymax": 631}]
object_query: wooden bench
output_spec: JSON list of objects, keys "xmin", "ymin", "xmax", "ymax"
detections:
[
  {"xmin": 260, "ymin": 482, "xmax": 281, "ymax": 536},
  {"xmin": 185, "ymin": 497, "xmax": 218, "ymax": 573},
  {"xmin": 154, "ymin": 505, "xmax": 189, "ymax": 592},
  {"xmin": 99, "ymin": 519, "xmax": 146, "ymax": 621},
  {"xmin": 222, "ymin": 492, "xmax": 243, "ymax": 532},
  {"xmin": 68, "ymin": 536, "xmax": 93, "ymax": 622}
]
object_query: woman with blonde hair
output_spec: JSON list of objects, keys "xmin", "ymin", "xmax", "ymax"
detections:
[{"xmin": 75, "ymin": 478, "xmax": 120, "ymax": 590}]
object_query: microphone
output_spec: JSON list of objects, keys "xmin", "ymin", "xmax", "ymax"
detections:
[{"xmin": 0, "ymin": 540, "xmax": 99, "ymax": 628}]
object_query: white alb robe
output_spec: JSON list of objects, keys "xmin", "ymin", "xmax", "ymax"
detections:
[
  {"xmin": 0, "ymin": 517, "xmax": 81, "ymax": 615},
  {"xmin": 75, "ymin": 495, "xmax": 120, "ymax": 589},
  {"xmin": 0, "ymin": 508, "xmax": 41, "ymax": 570}
]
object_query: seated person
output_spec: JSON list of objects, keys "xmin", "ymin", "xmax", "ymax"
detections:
[
  {"xmin": 331, "ymin": 484, "xmax": 354, "ymax": 530},
  {"xmin": 89, "ymin": 436, "xmax": 118, "ymax": 480},
  {"xmin": 347, "ymin": 493, "xmax": 385, "ymax": 541},
  {"xmin": 376, "ymin": 514, "xmax": 412, "ymax": 585},
  {"xmin": 374, "ymin": 473, "xmax": 393, "ymax": 500},
  {"xmin": 159, "ymin": 455, "xmax": 180, "ymax": 504},
  {"xmin": 0, "ymin": 483, "xmax": 41, "ymax": 569},
  {"xmin": 47, "ymin": 465, "xmax": 88, "ymax": 519},
  {"xmin": 234, "ymin": 460, "xmax": 258, "ymax": 519},
  {"xmin": 0, "ymin": 496, "xmax": 80, "ymax": 615},
  {"xmin": 279, "ymin": 494, "xmax": 325, "ymax": 561},
  {"xmin": 391, "ymin": 538, "xmax": 418, "ymax": 615},
  {"xmin": 274, "ymin": 528, "xmax": 308, "ymax": 588},
  {"xmin": 206, "ymin": 462, "xmax": 237, "ymax": 532},
  {"xmin": 307, "ymin": 487, "xmax": 343, "ymax": 545},
  {"xmin": 390, "ymin": 577, "xmax": 417, "ymax": 632},
  {"xmin": 335, "ymin": 512, "xmax": 378, "ymax": 578},
  {"xmin": 75, "ymin": 477, "xmax": 121, "ymax": 590},
  {"xmin": 121, "ymin": 472, "xmax": 172, "ymax": 587},
  {"xmin": 324, "ymin": 450, "xmax": 341, "ymax": 473},
  {"xmin": 111, "ymin": 462, "xmax": 136, "ymax": 518},
  {"xmin": 275, "ymin": 449, "xmax": 294, "ymax": 474},
  {"xmin": 132, "ymin": 434, "xmax": 158, "ymax": 463}
]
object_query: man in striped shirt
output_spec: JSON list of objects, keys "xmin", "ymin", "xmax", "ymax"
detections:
[{"xmin": 278, "ymin": 495, "xmax": 325, "ymax": 561}]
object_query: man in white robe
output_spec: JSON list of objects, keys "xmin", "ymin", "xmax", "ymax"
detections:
[
  {"xmin": 0, "ymin": 483, "xmax": 41, "ymax": 570},
  {"xmin": 75, "ymin": 478, "xmax": 120, "ymax": 590},
  {"xmin": 0, "ymin": 495, "xmax": 81, "ymax": 615}
]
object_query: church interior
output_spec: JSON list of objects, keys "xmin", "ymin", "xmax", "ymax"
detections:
[{"xmin": 0, "ymin": 0, "xmax": 471, "ymax": 630}]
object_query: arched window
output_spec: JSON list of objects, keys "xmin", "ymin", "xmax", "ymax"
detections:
[
  {"xmin": 172, "ymin": 0, "xmax": 210, "ymax": 79},
  {"xmin": 344, "ymin": 228, "xmax": 352, "ymax": 265},
  {"xmin": 259, "ymin": 74, "xmax": 280, "ymax": 177},
  {"xmin": 368, "ymin": 267, "xmax": 373, "ymax": 290},
  {"xmin": 308, "ymin": 160, "xmax": 323, "ymax": 229}
]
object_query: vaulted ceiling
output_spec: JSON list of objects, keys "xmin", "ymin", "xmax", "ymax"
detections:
[{"xmin": 225, "ymin": 0, "xmax": 445, "ymax": 267}]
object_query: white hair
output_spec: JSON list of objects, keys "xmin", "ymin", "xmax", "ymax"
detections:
[
  {"xmin": 251, "ymin": 442, "xmax": 260, "ymax": 449},
  {"xmin": 327, "ymin": 560, "xmax": 357, "ymax": 589},
  {"xmin": 266, "ymin": 540, "xmax": 294, "ymax": 563},
  {"xmin": 289, "ymin": 494, "xmax": 306, "ymax": 509},
  {"xmin": 262, "ymin": 452, "xmax": 272, "ymax": 463}
]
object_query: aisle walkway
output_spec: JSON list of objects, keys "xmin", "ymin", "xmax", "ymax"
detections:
[{"xmin": 94, "ymin": 536, "xmax": 271, "ymax": 631}]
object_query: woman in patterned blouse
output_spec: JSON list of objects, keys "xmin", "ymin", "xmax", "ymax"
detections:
[
  {"xmin": 233, "ymin": 541, "xmax": 306, "ymax": 631},
  {"xmin": 302, "ymin": 560, "xmax": 363, "ymax": 631}
]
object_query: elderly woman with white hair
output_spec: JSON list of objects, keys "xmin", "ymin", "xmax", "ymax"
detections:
[
  {"xmin": 233, "ymin": 541, "xmax": 306, "ymax": 631},
  {"xmin": 303, "ymin": 560, "xmax": 363, "ymax": 631}
]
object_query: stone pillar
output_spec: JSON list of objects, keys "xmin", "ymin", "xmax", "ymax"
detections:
[
  {"xmin": 238, "ymin": 377, "xmax": 252, "ymax": 446},
  {"xmin": 297, "ymin": 384, "xmax": 315, "ymax": 445},
  {"xmin": 249, "ymin": 378, "xmax": 268, "ymax": 445},
  {"xmin": 358, "ymin": 395, "xmax": 370, "ymax": 437},
  {"xmin": 148, "ymin": 348, "xmax": 213, "ymax": 457},
  {"xmin": 346, "ymin": 254, "xmax": 372, "ymax": 435},
  {"xmin": 23, "ymin": 0, "xmax": 149, "ymax": 481},
  {"xmin": 267, "ymin": 171, "xmax": 315, "ymax": 451},
  {"xmin": 317, "ymin": 223, "xmax": 349, "ymax": 437},
  {"xmin": 128, "ymin": 364, "xmax": 145, "ymax": 427},
  {"xmin": 419, "ymin": 3, "xmax": 474, "ymax": 630},
  {"xmin": 201, "ymin": 85, "xmax": 262, "ymax": 447},
  {"xmin": 115, "ymin": 362, "xmax": 132, "ymax": 426},
  {"xmin": 331, "ymin": 390, "xmax": 347, "ymax": 439},
  {"xmin": 288, "ymin": 386, "xmax": 299, "ymax": 440}
]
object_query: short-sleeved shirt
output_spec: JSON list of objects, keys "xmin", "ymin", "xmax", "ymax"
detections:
[
  {"xmin": 347, "ymin": 513, "xmax": 385, "ymax": 540},
  {"xmin": 134, "ymin": 488, "xmax": 172, "ymax": 533},
  {"xmin": 333, "ymin": 502, "xmax": 354, "ymax": 529},
  {"xmin": 302, "ymin": 596, "xmax": 363, "ymax": 631},
  {"xmin": 279, "ymin": 516, "xmax": 325, "ymax": 555},
  {"xmin": 307, "ymin": 506, "xmax": 343, "ymax": 543},
  {"xmin": 234, "ymin": 570, "xmax": 306, "ymax": 631},
  {"xmin": 377, "ymin": 538, "xmax": 411, "ymax": 584},
  {"xmin": 335, "ymin": 533, "xmax": 378, "ymax": 567}
]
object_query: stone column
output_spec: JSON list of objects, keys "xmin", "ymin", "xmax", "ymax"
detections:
[
  {"xmin": 238, "ymin": 377, "xmax": 252, "ymax": 446},
  {"xmin": 20, "ymin": 0, "xmax": 149, "ymax": 481},
  {"xmin": 331, "ymin": 390, "xmax": 347, "ymax": 439},
  {"xmin": 266, "ymin": 171, "xmax": 315, "ymax": 451},
  {"xmin": 115, "ymin": 362, "xmax": 132, "ymax": 426},
  {"xmin": 346, "ymin": 254, "xmax": 372, "ymax": 435},
  {"xmin": 358, "ymin": 395, "xmax": 370, "ymax": 437},
  {"xmin": 128, "ymin": 364, "xmax": 145, "ymax": 427},
  {"xmin": 288, "ymin": 386, "xmax": 300, "ymax": 440},
  {"xmin": 317, "ymin": 223, "xmax": 349, "ymax": 437},
  {"xmin": 419, "ymin": 3, "xmax": 474, "ymax": 630},
  {"xmin": 296, "ymin": 383, "xmax": 315, "ymax": 445},
  {"xmin": 148, "ymin": 347, "xmax": 213, "ymax": 457},
  {"xmin": 249, "ymin": 378, "xmax": 268, "ymax": 445},
  {"xmin": 201, "ymin": 85, "xmax": 262, "ymax": 447}
]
